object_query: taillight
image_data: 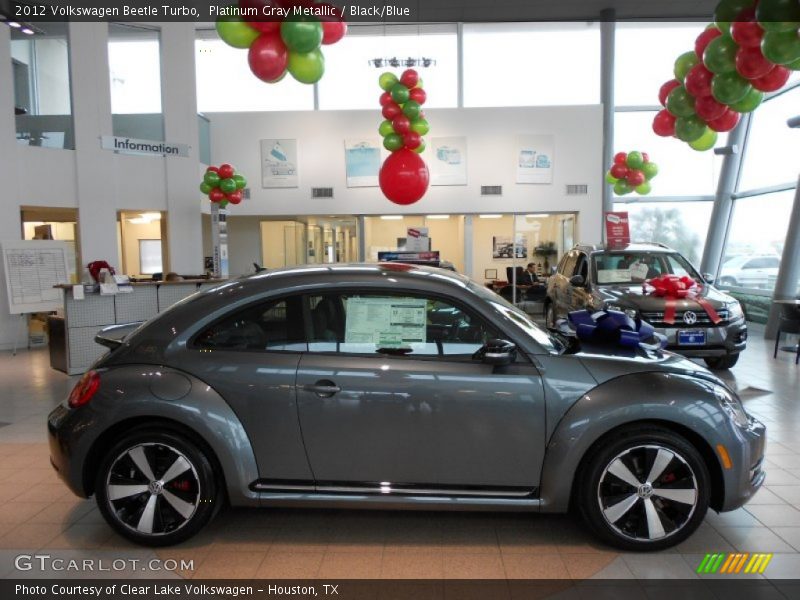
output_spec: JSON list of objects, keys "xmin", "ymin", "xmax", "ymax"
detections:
[{"xmin": 68, "ymin": 370, "xmax": 100, "ymax": 408}]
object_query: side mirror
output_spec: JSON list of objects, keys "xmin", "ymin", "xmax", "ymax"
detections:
[
  {"xmin": 703, "ymin": 273, "xmax": 715, "ymax": 285},
  {"xmin": 473, "ymin": 339, "xmax": 516, "ymax": 366},
  {"xmin": 550, "ymin": 266, "xmax": 557, "ymax": 276},
  {"xmin": 569, "ymin": 275, "xmax": 585, "ymax": 287}
]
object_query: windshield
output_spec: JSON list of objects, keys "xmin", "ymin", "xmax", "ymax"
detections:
[
  {"xmin": 592, "ymin": 251, "xmax": 701, "ymax": 285},
  {"xmin": 468, "ymin": 281, "xmax": 564, "ymax": 354}
]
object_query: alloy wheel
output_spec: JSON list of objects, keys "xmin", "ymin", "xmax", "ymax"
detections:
[
  {"xmin": 597, "ymin": 444, "xmax": 698, "ymax": 542},
  {"xmin": 105, "ymin": 443, "xmax": 201, "ymax": 536}
]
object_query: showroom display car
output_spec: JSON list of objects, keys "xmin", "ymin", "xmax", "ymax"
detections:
[
  {"xmin": 545, "ymin": 243, "xmax": 748, "ymax": 370},
  {"xmin": 48, "ymin": 264, "xmax": 764, "ymax": 550}
]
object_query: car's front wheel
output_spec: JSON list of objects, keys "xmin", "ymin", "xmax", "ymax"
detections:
[
  {"xmin": 576, "ymin": 427, "xmax": 709, "ymax": 551},
  {"xmin": 95, "ymin": 428, "xmax": 220, "ymax": 546},
  {"xmin": 704, "ymin": 354, "xmax": 740, "ymax": 370}
]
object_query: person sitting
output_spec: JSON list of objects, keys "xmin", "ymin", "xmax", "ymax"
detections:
[{"xmin": 518, "ymin": 263, "xmax": 539, "ymax": 286}]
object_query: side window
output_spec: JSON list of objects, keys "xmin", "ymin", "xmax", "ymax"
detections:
[
  {"xmin": 194, "ymin": 296, "xmax": 306, "ymax": 351},
  {"xmin": 307, "ymin": 293, "xmax": 501, "ymax": 358},
  {"xmin": 561, "ymin": 253, "xmax": 578, "ymax": 277},
  {"xmin": 742, "ymin": 259, "xmax": 758, "ymax": 270},
  {"xmin": 575, "ymin": 253, "xmax": 589, "ymax": 280}
]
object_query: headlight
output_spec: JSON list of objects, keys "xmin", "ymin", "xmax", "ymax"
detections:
[
  {"xmin": 714, "ymin": 384, "xmax": 749, "ymax": 428},
  {"xmin": 728, "ymin": 302, "xmax": 744, "ymax": 320},
  {"xmin": 606, "ymin": 304, "xmax": 638, "ymax": 319}
]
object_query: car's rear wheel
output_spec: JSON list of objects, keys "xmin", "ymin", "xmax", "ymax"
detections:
[
  {"xmin": 95, "ymin": 429, "xmax": 219, "ymax": 546},
  {"xmin": 576, "ymin": 427, "xmax": 709, "ymax": 551},
  {"xmin": 704, "ymin": 354, "xmax": 740, "ymax": 370}
]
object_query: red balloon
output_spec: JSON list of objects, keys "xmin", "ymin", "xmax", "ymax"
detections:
[
  {"xmin": 658, "ymin": 80, "xmax": 681, "ymax": 106},
  {"xmin": 613, "ymin": 152, "xmax": 628, "ymax": 165},
  {"xmin": 751, "ymin": 66, "xmax": 790, "ymax": 92},
  {"xmin": 652, "ymin": 109, "xmax": 677, "ymax": 137},
  {"xmin": 379, "ymin": 92, "xmax": 393, "ymax": 106},
  {"xmin": 382, "ymin": 102, "xmax": 402, "ymax": 120},
  {"xmin": 708, "ymin": 110, "xmax": 741, "ymax": 132},
  {"xmin": 218, "ymin": 163, "xmax": 235, "ymax": 179},
  {"xmin": 227, "ymin": 190, "xmax": 243, "ymax": 204},
  {"xmin": 209, "ymin": 188, "xmax": 225, "ymax": 203},
  {"xmin": 731, "ymin": 20, "xmax": 763, "ymax": 49},
  {"xmin": 239, "ymin": 0, "xmax": 281, "ymax": 32},
  {"xmin": 685, "ymin": 64, "xmax": 714, "ymax": 98},
  {"xmin": 379, "ymin": 149, "xmax": 430, "ymax": 205},
  {"xmin": 248, "ymin": 32, "xmax": 288, "ymax": 83},
  {"xmin": 735, "ymin": 46, "xmax": 775, "ymax": 80},
  {"xmin": 695, "ymin": 27, "xmax": 722, "ymax": 59},
  {"xmin": 626, "ymin": 170, "xmax": 646, "ymax": 187},
  {"xmin": 206, "ymin": 166, "xmax": 220, "ymax": 173},
  {"xmin": 322, "ymin": 21, "xmax": 347, "ymax": 45},
  {"xmin": 403, "ymin": 131, "xmax": 422, "ymax": 150},
  {"xmin": 610, "ymin": 163, "xmax": 629, "ymax": 179},
  {"xmin": 400, "ymin": 69, "xmax": 419, "ymax": 88},
  {"xmin": 695, "ymin": 96, "xmax": 728, "ymax": 121},
  {"xmin": 392, "ymin": 115, "xmax": 411, "ymax": 135},
  {"xmin": 409, "ymin": 87, "xmax": 427, "ymax": 105}
]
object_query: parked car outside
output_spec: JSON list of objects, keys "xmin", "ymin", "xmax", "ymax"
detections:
[
  {"xmin": 719, "ymin": 254, "xmax": 780, "ymax": 289},
  {"xmin": 545, "ymin": 243, "xmax": 747, "ymax": 369},
  {"xmin": 49, "ymin": 264, "xmax": 764, "ymax": 551}
]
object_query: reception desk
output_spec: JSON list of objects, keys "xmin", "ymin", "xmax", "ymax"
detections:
[{"xmin": 53, "ymin": 280, "xmax": 223, "ymax": 375}]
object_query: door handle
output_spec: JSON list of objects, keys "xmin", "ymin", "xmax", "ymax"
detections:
[{"xmin": 302, "ymin": 380, "xmax": 341, "ymax": 397}]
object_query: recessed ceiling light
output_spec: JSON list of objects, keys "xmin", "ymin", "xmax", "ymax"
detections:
[
  {"xmin": 479, "ymin": 214, "xmax": 503, "ymax": 219},
  {"xmin": 8, "ymin": 22, "xmax": 21, "ymax": 28},
  {"xmin": 21, "ymin": 28, "xmax": 34, "ymax": 35},
  {"xmin": 380, "ymin": 215, "xmax": 403, "ymax": 220},
  {"xmin": 426, "ymin": 215, "xmax": 450, "ymax": 219},
  {"xmin": 525, "ymin": 213, "xmax": 551, "ymax": 218}
]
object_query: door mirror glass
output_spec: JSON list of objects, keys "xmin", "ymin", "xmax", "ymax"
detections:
[
  {"xmin": 473, "ymin": 338, "xmax": 516, "ymax": 366},
  {"xmin": 569, "ymin": 275, "xmax": 585, "ymax": 287}
]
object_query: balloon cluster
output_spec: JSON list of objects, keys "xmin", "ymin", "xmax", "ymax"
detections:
[
  {"xmin": 377, "ymin": 70, "xmax": 431, "ymax": 205},
  {"xmin": 605, "ymin": 151, "xmax": 659, "ymax": 196},
  {"xmin": 200, "ymin": 164, "xmax": 247, "ymax": 208},
  {"xmin": 216, "ymin": 0, "xmax": 346, "ymax": 85},
  {"xmin": 653, "ymin": 0, "xmax": 800, "ymax": 151}
]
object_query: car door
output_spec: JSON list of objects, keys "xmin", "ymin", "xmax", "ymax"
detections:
[
  {"xmin": 177, "ymin": 294, "xmax": 314, "ymax": 483},
  {"xmin": 295, "ymin": 290, "xmax": 546, "ymax": 492},
  {"xmin": 571, "ymin": 252, "xmax": 594, "ymax": 310},
  {"xmin": 551, "ymin": 252, "xmax": 577, "ymax": 320}
]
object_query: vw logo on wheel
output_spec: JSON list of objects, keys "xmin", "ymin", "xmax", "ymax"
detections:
[{"xmin": 683, "ymin": 311, "xmax": 698, "ymax": 325}]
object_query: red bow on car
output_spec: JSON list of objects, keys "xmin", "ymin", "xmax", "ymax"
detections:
[{"xmin": 644, "ymin": 274, "xmax": 721, "ymax": 325}]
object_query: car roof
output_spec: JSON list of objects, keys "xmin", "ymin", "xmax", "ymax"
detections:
[{"xmin": 571, "ymin": 242, "xmax": 677, "ymax": 254}]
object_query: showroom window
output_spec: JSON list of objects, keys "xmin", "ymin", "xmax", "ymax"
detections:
[
  {"xmin": 306, "ymin": 293, "xmax": 499, "ymax": 357},
  {"xmin": 463, "ymin": 22, "xmax": 600, "ymax": 107},
  {"xmin": 108, "ymin": 23, "xmax": 164, "ymax": 140},
  {"xmin": 195, "ymin": 34, "xmax": 314, "ymax": 112},
  {"xmin": 10, "ymin": 22, "xmax": 75, "ymax": 149},
  {"xmin": 318, "ymin": 24, "xmax": 458, "ymax": 110}
]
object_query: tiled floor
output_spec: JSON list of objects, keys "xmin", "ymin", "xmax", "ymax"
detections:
[{"xmin": 0, "ymin": 324, "xmax": 799, "ymax": 580}]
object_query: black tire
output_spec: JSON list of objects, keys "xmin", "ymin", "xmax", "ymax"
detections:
[
  {"xmin": 704, "ymin": 354, "xmax": 740, "ymax": 370},
  {"xmin": 95, "ymin": 428, "xmax": 220, "ymax": 546},
  {"xmin": 576, "ymin": 426, "xmax": 709, "ymax": 552}
]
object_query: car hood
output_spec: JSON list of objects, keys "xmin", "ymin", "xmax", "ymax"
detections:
[{"xmin": 595, "ymin": 283, "xmax": 732, "ymax": 311}]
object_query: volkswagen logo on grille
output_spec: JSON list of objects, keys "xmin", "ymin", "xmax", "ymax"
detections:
[{"xmin": 683, "ymin": 311, "xmax": 698, "ymax": 325}]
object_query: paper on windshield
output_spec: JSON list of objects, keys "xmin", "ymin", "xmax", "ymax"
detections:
[
  {"xmin": 345, "ymin": 297, "xmax": 427, "ymax": 346},
  {"xmin": 597, "ymin": 269, "xmax": 632, "ymax": 284}
]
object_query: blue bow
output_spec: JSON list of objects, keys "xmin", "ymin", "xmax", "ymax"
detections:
[{"xmin": 566, "ymin": 309, "xmax": 667, "ymax": 351}]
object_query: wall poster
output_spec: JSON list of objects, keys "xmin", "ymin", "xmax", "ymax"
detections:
[
  {"xmin": 429, "ymin": 136, "xmax": 467, "ymax": 186},
  {"xmin": 344, "ymin": 139, "xmax": 382, "ymax": 187},
  {"xmin": 260, "ymin": 139, "xmax": 298, "ymax": 188},
  {"xmin": 516, "ymin": 135, "xmax": 554, "ymax": 184},
  {"xmin": 492, "ymin": 235, "xmax": 528, "ymax": 260}
]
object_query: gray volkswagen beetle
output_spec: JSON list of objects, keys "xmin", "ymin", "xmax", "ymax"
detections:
[{"xmin": 48, "ymin": 264, "xmax": 766, "ymax": 550}]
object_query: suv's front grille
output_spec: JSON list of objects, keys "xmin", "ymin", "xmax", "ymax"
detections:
[{"xmin": 641, "ymin": 309, "xmax": 729, "ymax": 327}]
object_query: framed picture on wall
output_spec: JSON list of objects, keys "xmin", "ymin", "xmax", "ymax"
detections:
[
  {"xmin": 492, "ymin": 235, "xmax": 528, "ymax": 259},
  {"xmin": 344, "ymin": 139, "xmax": 382, "ymax": 187},
  {"xmin": 484, "ymin": 269, "xmax": 498, "ymax": 280},
  {"xmin": 516, "ymin": 135, "xmax": 554, "ymax": 184},
  {"xmin": 260, "ymin": 139, "xmax": 298, "ymax": 188},
  {"xmin": 430, "ymin": 136, "xmax": 467, "ymax": 186}
]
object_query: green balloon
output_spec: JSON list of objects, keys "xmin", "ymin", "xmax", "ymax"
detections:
[
  {"xmin": 233, "ymin": 174, "xmax": 247, "ymax": 189},
  {"xmin": 287, "ymin": 49, "xmax": 325, "ymax": 84},
  {"xmin": 220, "ymin": 178, "xmax": 237, "ymax": 194},
  {"xmin": 378, "ymin": 120, "xmax": 395, "ymax": 137},
  {"xmin": 756, "ymin": 0, "xmax": 800, "ymax": 32},
  {"xmin": 712, "ymin": 72, "xmax": 752, "ymax": 104},
  {"xmin": 204, "ymin": 171, "xmax": 221, "ymax": 187},
  {"xmin": 605, "ymin": 172, "xmax": 618, "ymax": 184},
  {"xmin": 280, "ymin": 18, "xmax": 323, "ymax": 54},
  {"xmin": 688, "ymin": 128, "xmax": 719, "ymax": 151},
  {"xmin": 390, "ymin": 83, "xmax": 410, "ymax": 104},
  {"xmin": 410, "ymin": 118, "xmax": 430, "ymax": 136},
  {"xmin": 666, "ymin": 85, "xmax": 696, "ymax": 117},
  {"xmin": 761, "ymin": 30, "xmax": 800, "ymax": 65},
  {"xmin": 642, "ymin": 162, "xmax": 659, "ymax": 180},
  {"xmin": 635, "ymin": 182, "xmax": 652, "ymax": 195},
  {"xmin": 379, "ymin": 72, "xmax": 398, "ymax": 91},
  {"xmin": 715, "ymin": 0, "xmax": 756, "ymax": 34},
  {"xmin": 675, "ymin": 115, "xmax": 708, "ymax": 142},
  {"xmin": 787, "ymin": 56, "xmax": 800, "ymax": 70},
  {"xmin": 626, "ymin": 151, "xmax": 645, "ymax": 170},
  {"xmin": 614, "ymin": 180, "xmax": 632, "ymax": 196},
  {"xmin": 730, "ymin": 87, "xmax": 764, "ymax": 112},
  {"xmin": 200, "ymin": 182, "xmax": 212, "ymax": 195},
  {"xmin": 674, "ymin": 51, "xmax": 699, "ymax": 81},
  {"xmin": 215, "ymin": 16, "xmax": 259, "ymax": 49},
  {"xmin": 413, "ymin": 140, "xmax": 426, "ymax": 154},
  {"xmin": 383, "ymin": 133, "xmax": 403, "ymax": 152},
  {"xmin": 704, "ymin": 35, "xmax": 739, "ymax": 74},
  {"xmin": 402, "ymin": 100, "xmax": 421, "ymax": 120},
  {"xmin": 219, "ymin": 199, "xmax": 229, "ymax": 209}
]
